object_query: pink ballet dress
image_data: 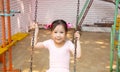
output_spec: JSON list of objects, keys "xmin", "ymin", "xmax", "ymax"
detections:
[{"xmin": 42, "ymin": 39, "xmax": 74, "ymax": 72}]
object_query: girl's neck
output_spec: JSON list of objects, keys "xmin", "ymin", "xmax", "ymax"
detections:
[{"xmin": 54, "ymin": 40, "xmax": 66, "ymax": 48}]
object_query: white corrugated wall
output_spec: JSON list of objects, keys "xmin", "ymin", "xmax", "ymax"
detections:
[
  {"xmin": 0, "ymin": 0, "xmax": 120, "ymax": 43},
  {"xmin": 10, "ymin": 0, "xmax": 32, "ymax": 33},
  {"xmin": 31, "ymin": 0, "xmax": 77, "ymax": 26},
  {"xmin": 0, "ymin": 0, "xmax": 32, "ymax": 43},
  {"xmin": 81, "ymin": 0, "xmax": 116, "ymax": 32},
  {"xmin": 31, "ymin": 0, "xmax": 119, "ymax": 32}
]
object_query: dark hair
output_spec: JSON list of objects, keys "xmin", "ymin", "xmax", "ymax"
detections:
[{"xmin": 50, "ymin": 19, "xmax": 68, "ymax": 32}]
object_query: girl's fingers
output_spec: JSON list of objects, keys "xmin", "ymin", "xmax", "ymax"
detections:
[{"xmin": 74, "ymin": 31, "xmax": 80, "ymax": 39}]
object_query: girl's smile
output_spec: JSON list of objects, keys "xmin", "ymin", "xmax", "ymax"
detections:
[{"xmin": 52, "ymin": 25, "xmax": 66, "ymax": 47}]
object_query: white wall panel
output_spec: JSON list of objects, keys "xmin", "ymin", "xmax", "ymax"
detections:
[
  {"xmin": 82, "ymin": 0, "xmax": 115, "ymax": 24},
  {"xmin": 80, "ymin": 0, "xmax": 116, "ymax": 32},
  {"xmin": 0, "ymin": 0, "xmax": 32, "ymax": 43},
  {"xmin": 10, "ymin": 0, "xmax": 32, "ymax": 34},
  {"xmin": 32, "ymin": 0, "xmax": 77, "ymax": 27},
  {"xmin": 0, "ymin": 0, "xmax": 120, "ymax": 43},
  {"xmin": 31, "ymin": 0, "xmax": 119, "ymax": 32}
]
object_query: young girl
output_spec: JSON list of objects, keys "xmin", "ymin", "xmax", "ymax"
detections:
[{"xmin": 33, "ymin": 19, "xmax": 81, "ymax": 72}]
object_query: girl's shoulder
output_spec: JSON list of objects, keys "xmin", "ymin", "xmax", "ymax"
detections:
[
  {"xmin": 66, "ymin": 39, "xmax": 72, "ymax": 42},
  {"xmin": 42, "ymin": 39, "xmax": 54, "ymax": 48},
  {"xmin": 65, "ymin": 40, "xmax": 74, "ymax": 50},
  {"xmin": 65, "ymin": 40, "xmax": 73, "ymax": 45}
]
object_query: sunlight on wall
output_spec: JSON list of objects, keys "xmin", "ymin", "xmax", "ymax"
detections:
[
  {"xmin": 45, "ymin": 11, "xmax": 53, "ymax": 24},
  {"xmin": 17, "ymin": 16, "xmax": 21, "ymax": 32},
  {"xmin": 17, "ymin": 0, "xmax": 24, "ymax": 13},
  {"xmin": 28, "ymin": 1, "xmax": 33, "ymax": 31}
]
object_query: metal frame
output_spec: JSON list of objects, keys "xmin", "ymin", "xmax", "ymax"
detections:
[
  {"xmin": 0, "ymin": 0, "xmax": 21, "ymax": 72},
  {"xmin": 110, "ymin": 0, "xmax": 120, "ymax": 72}
]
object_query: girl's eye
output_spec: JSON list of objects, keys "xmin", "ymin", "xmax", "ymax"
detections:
[
  {"xmin": 54, "ymin": 32, "xmax": 57, "ymax": 33},
  {"xmin": 60, "ymin": 32, "xmax": 64, "ymax": 33}
]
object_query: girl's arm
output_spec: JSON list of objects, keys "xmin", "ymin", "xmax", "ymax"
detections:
[
  {"xmin": 74, "ymin": 31, "xmax": 81, "ymax": 58},
  {"xmin": 32, "ymin": 24, "xmax": 45, "ymax": 49},
  {"xmin": 76, "ymin": 39, "xmax": 81, "ymax": 58}
]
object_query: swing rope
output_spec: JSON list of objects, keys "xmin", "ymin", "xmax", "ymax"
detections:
[
  {"xmin": 30, "ymin": 0, "xmax": 38, "ymax": 72},
  {"xmin": 76, "ymin": 0, "xmax": 80, "ymax": 30},
  {"xmin": 74, "ymin": 0, "xmax": 80, "ymax": 72}
]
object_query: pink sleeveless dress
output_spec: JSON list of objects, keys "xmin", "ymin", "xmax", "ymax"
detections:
[{"xmin": 41, "ymin": 39, "xmax": 74, "ymax": 72}]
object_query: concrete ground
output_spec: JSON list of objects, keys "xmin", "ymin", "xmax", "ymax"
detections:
[{"xmin": 0, "ymin": 29, "xmax": 113, "ymax": 72}]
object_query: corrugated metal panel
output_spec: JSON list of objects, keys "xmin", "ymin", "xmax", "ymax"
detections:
[
  {"xmin": 32, "ymin": 0, "xmax": 77, "ymax": 27},
  {"xmin": 0, "ymin": 0, "xmax": 32, "ymax": 43},
  {"xmin": 0, "ymin": 0, "xmax": 119, "ymax": 42},
  {"xmin": 10, "ymin": 0, "xmax": 32, "ymax": 34},
  {"xmin": 31, "ymin": 0, "xmax": 118, "ymax": 32},
  {"xmin": 81, "ymin": 0, "xmax": 115, "ymax": 32}
]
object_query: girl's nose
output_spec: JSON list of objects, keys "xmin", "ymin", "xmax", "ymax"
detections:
[{"xmin": 56, "ymin": 33, "xmax": 60, "ymax": 36}]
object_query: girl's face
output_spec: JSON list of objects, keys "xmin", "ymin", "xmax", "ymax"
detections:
[{"xmin": 51, "ymin": 25, "xmax": 66, "ymax": 44}]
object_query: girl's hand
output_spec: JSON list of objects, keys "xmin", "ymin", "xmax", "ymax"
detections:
[
  {"xmin": 74, "ymin": 31, "xmax": 80, "ymax": 40},
  {"xmin": 30, "ymin": 22, "xmax": 38, "ymax": 29},
  {"xmin": 30, "ymin": 22, "xmax": 39, "ymax": 46},
  {"xmin": 33, "ymin": 22, "xmax": 39, "ymax": 29}
]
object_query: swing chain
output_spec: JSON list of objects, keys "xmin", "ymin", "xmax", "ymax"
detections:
[
  {"xmin": 30, "ymin": 0, "xmax": 38, "ymax": 72},
  {"xmin": 76, "ymin": 0, "xmax": 82, "ymax": 31},
  {"xmin": 74, "ymin": 0, "xmax": 80, "ymax": 72},
  {"xmin": 76, "ymin": 0, "xmax": 80, "ymax": 27},
  {"xmin": 74, "ymin": 37, "xmax": 78, "ymax": 72},
  {"xmin": 34, "ymin": 0, "xmax": 38, "ymax": 23}
]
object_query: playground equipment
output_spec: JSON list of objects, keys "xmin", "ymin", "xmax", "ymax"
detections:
[
  {"xmin": 30, "ymin": 0, "xmax": 38, "ymax": 72},
  {"xmin": 110, "ymin": 0, "xmax": 120, "ymax": 72},
  {"xmin": 0, "ymin": 0, "xmax": 28, "ymax": 72},
  {"xmin": 73, "ymin": 0, "xmax": 94, "ymax": 72},
  {"xmin": 77, "ymin": 0, "xmax": 94, "ymax": 30},
  {"xmin": 101, "ymin": 0, "xmax": 120, "ymax": 9}
]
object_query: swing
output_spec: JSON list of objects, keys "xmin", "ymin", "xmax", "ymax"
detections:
[
  {"xmin": 30, "ymin": 0, "xmax": 38, "ymax": 72},
  {"xmin": 73, "ymin": 0, "xmax": 80, "ymax": 72},
  {"xmin": 30, "ymin": 0, "xmax": 80, "ymax": 72},
  {"xmin": 74, "ymin": 0, "xmax": 94, "ymax": 71}
]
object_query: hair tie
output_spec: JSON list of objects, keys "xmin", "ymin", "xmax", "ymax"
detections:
[
  {"xmin": 44, "ymin": 24, "xmax": 52, "ymax": 29},
  {"xmin": 44, "ymin": 23, "xmax": 72, "ymax": 29},
  {"xmin": 67, "ymin": 23, "xmax": 72, "ymax": 28}
]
